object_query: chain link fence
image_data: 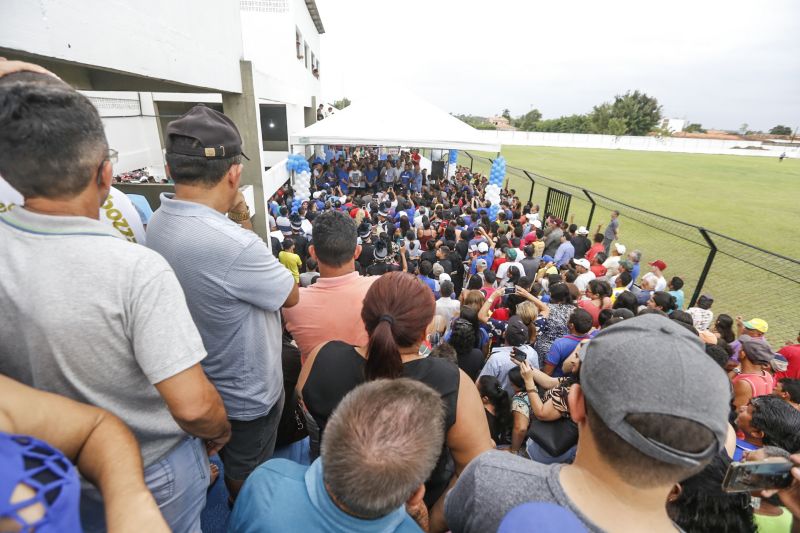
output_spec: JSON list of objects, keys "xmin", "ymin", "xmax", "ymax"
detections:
[{"xmin": 460, "ymin": 151, "xmax": 800, "ymax": 346}]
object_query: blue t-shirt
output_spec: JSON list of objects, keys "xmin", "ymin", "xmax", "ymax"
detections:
[
  {"xmin": 229, "ymin": 459, "xmax": 421, "ymax": 533},
  {"xmin": 669, "ymin": 289, "xmax": 685, "ymax": 310},
  {"xmin": 400, "ymin": 171, "xmax": 413, "ymax": 187},
  {"xmin": 365, "ymin": 169, "xmax": 379, "ymax": 184},
  {"xmin": 733, "ymin": 439, "xmax": 760, "ymax": 462},
  {"xmin": 546, "ymin": 334, "xmax": 590, "ymax": 377}
]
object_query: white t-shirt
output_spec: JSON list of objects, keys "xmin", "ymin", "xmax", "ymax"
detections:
[
  {"xmin": 436, "ymin": 297, "xmax": 461, "ymax": 320},
  {"xmin": 496, "ymin": 261, "xmax": 526, "ymax": 283},
  {"xmin": 574, "ymin": 271, "xmax": 597, "ymax": 293},
  {"xmin": 0, "ymin": 176, "xmax": 146, "ymax": 244},
  {"xmin": 643, "ymin": 272, "xmax": 667, "ymax": 292}
]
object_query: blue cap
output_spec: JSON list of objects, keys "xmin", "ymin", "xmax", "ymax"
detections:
[
  {"xmin": 542, "ymin": 255, "xmax": 554, "ymax": 263},
  {"xmin": 499, "ymin": 502, "xmax": 588, "ymax": 533},
  {"xmin": 0, "ymin": 432, "xmax": 82, "ymax": 533}
]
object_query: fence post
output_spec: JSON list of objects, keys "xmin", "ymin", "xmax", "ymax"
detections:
[
  {"xmin": 522, "ymin": 170, "xmax": 536, "ymax": 204},
  {"xmin": 689, "ymin": 228, "xmax": 717, "ymax": 307},
  {"xmin": 464, "ymin": 151, "xmax": 474, "ymax": 172},
  {"xmin": 582, "ymin": 189, "xmax": 596, "ymax": 229}
]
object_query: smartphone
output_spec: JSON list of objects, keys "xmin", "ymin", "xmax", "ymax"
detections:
[
  {"xmin": 511, "ymin": 347, "xmax": 527, "ymax": 362},
  {"xmin": 504, "ymin": 286, "xmax": 516, "ymax": 295},
  {"xmin": 722, "ymin": 458, "xmax": 794, "ymax": 493}
]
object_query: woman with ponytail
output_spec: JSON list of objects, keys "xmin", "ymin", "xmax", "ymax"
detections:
[
  {"xmin": 477, "ymin": 376, "xmax": 512, "ymax": 447},
  {"xmin": 649, "ymin": 290, "xmax": 678, "ymax": 314},
  {"xmin": 296, "ymin": 271, "xmax": 492, "ymax": 518}
]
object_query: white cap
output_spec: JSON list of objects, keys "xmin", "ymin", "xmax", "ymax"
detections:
[
  {"xmin": 477, "ymin": 242, "xmax": 489, "ymax": 253},
  {"xmin": 615, "ymin": 243, "xmax": 627, "ymax": 254},
  {"xmin": 532, "ymin": 220, "xmax": 542, "ymax": 229},
  {"xmin": 574, "ymin": 258, "xmax": 591, "ymax": 269},
  {"xmin": 312, "ymin": 191, "xmax": 323, "ymax": 199},
  {"xmin": 439, "ymin": 273, "xmax": 452, "ymax": 283},
  {"xmin": 577, "ymin": 226, "xmax": 589, "ymax": 235}
]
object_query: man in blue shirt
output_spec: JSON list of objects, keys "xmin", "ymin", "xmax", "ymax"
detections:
[
  {"xmin": 230, "ymin": 379, "xmax": 445, "ymax": 532},
  {"xmin": 411, "ymin": 163, "xmax": 423, "ymax": 193},
  {"xmin": 335, "ymin": 161, "xmax": 349, "ymax": 194},
  {"xmin": 400, "ymin": 162, "xmax": 413, "ymax": 189},
  {"xmin": 147, "ymin": 105, "xmax": 300, "ymax": 501},
  {"xmin": 544, "ymin": 308, "xmax": 593, "ymax": 376},
  {"xmin": 364, "ymin": 162, "xmax": 379, "ymax": 191},
  {"xmin": 553, "ymin": 233, "xmax": 575, "ymax": 268}
]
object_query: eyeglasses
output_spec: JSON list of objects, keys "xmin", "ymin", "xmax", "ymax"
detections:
[{"xmin": 95, "ymin": 148, "xmax": 119, "ymax": 184}]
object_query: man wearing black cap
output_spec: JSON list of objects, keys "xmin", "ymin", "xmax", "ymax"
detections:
[
  {"xmin": 147, "ymin": 105, "xmax": 299, "ymax": 501},
  {"xmin": 446, "ymin": 314, "xmax": 731, "ymax": 533}
]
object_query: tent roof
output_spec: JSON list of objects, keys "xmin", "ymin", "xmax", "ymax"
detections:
[{"xmin": 289, "ymin": 92, "xmax": 501, "ymax": 152}]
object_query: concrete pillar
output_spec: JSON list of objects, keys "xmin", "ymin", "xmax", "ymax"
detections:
[{"xmin": 223, "ymin": 60, "xmax": 268, "ymax": 239}]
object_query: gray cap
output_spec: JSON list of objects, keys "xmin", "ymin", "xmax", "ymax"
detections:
[
  {"xmin": 580, "ymin": 314, "xmax": 729, "ymax": 468},
  {"xmin": 505, "ymin": 316, "xmax": 529, "ymax": 347},
  {"xmin": 738, "ymin": 335, "xmax": 776, "ymax": 366}
]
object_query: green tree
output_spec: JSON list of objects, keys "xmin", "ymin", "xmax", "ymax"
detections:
[
  {"xmin": 514, "ymin": 108, "xmax": 542, "ymax": 131},
  {"xmin": 769, "ymin": 125, "xmax": 792, "ymax": 136},
  {"xmin": 333, "ymin": 97, "xmax": 351, "ymax": 110},
  {"xmin": 587, "ymin": 103, "xmax": 615, "ymax": 134},
  {"xmin": 684, "ymin": 123, "xmax": 706, "ymax": 133},
  {"xmin": 610, "ymin": 90, "xmax": 661, "ymax": 136},
  {"xmin": 739, "ymin": 123, "xmax": 749, "ymax": 135},
  {"xmin": 606, "ymin": 117, "xmax": 628, "ymax": 136},
  {"xmin": 501, "ymin": 108, "xmax": 512, "ymax": 122}
]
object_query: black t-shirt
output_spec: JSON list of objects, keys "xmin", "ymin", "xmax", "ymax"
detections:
[
  {"xmin": 571, "ymin": 236, "xmax": 591, "ymax": 260},
  {"xmin": 366, "ymin": 262, "xmax": 401, "ymax": 276},
  {"xmin": 302, "ymin": 341, "xmax": 460, "ymax": 506},
  {"xmin": 455, "ymin": 240, "xmax": 470, "ymax": 261},
  {"xmin": 457, "ymin": 347, "xmax": 485, "ymax": 382},
  {"xmin": 421, "ymin": 249, "xmax": 438, "ymax": 265},
  {"xmin": 358, "ymin": 241, "xmax": 375, "ymax": 270},
  {"xmin": 291, "ymin": 233, "xmax": 309, "ymax": 263}
]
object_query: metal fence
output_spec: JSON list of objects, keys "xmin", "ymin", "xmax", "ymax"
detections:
[{"xmin": 460, "ymin": 151, "xmax": 800, "ymax": 346}]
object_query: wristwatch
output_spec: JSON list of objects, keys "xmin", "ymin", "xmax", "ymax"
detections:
[{"xmin": 228, "ymin": 208, "xmax": 250, "ymax": 222}]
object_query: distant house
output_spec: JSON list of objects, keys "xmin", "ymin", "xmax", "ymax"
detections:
[
  {"xmin": 658, "ymin": 118, "xmax": 687, "ymax": 133},
  {"xmin": 488, "ymin": 116, "xmax": 517, "ymax": 131}
]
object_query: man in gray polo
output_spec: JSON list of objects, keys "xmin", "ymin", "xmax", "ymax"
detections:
[
  {"xmin": 0, "ymin": 67, "xmax": 230, "ymax": 533},
  {"xmin": 603, "ymin": 210, "xmax": 620, "ymax": 254},
  {"xmin": 445, "ymin": 314, "xmax": 731, "ymax": 532},
  {"xmin": 147, "ymin": 105, "xmax": 299, "ymax": 501}
]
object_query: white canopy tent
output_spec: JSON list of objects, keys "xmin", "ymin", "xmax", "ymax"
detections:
[{"xmin": 289, "ymin": 92, "xmax": 501, "ymax": 153}]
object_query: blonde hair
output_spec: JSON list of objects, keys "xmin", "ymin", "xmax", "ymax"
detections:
[{"xmin": 516, "ymin": 301, "xmax": 539, "ymax": 325}]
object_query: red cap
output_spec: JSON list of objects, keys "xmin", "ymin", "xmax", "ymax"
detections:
[{"xmin": 649, "ymin": 260, "xmax": 667, "ymax": 270}]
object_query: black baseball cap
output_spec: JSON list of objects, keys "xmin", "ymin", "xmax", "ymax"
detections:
[{"xmin": 166, "ymin": 105, "xmax": 249, "ymax": 160}]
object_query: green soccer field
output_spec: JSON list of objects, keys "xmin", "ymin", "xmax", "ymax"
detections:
[{"xmin": 460, "ymin": 146, "xmax": 800, "ymax": 258}]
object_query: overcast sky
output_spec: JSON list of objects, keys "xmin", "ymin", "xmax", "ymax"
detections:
[{"xmin": 316, "ymin": 0, "xmax": 799, "ymax": 132}]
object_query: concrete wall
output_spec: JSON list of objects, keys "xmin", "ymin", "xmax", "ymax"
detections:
[
  {"xmin": 0, "ymin": 0, "xmax": 244, "ymax": 93},
  {"xmin": 81, "ymin": 91, "xmax": 165, "ymax": 176},
  {"xmin": 477, "ymin": 130, "xmax": 799, "ymax": 158}
]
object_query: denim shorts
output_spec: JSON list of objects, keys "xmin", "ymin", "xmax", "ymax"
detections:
[{"xmin": 80, "ymin": 436, "xmax": 209, "ymax": 533}]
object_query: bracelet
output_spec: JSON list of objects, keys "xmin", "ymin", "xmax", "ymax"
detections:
[
  {"xmin": 228, "ymin": 208, "xmax": 250, "ymax": 222},
  {"xmin": 526, "ymin": 387, "xmax": 538, "ymax": 393}
]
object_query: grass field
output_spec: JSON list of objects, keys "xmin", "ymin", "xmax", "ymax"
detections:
[
  {"xmin": 456, "ymin": 145, "xmax": 800, "ymax": 345},
  {"xmin": 461, "ymin": 146, "xmax": 800, "ymax": 258}
]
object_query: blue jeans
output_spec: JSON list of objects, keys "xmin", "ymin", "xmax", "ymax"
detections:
[
  {"xmin": 80, "ymin": 436, "xmax": 209, "ymax": 533},
  {"xmin": 526, "ymin": 440, "xmax": 577, "ymax": 465}
]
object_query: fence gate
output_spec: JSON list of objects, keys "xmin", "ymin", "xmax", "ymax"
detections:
[{"xmin": 544, "ymin": 187, "xmax": 572, "ymax": 221}]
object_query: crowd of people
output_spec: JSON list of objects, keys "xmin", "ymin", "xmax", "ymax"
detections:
[{"xmin": 1, "ymin": 57, "xmax": 800, "ymax": 533}]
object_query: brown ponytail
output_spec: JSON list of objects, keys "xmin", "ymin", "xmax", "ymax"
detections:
[{"xmin": 362, "ymin": 272, "xmax": 435, "ymax": 380}]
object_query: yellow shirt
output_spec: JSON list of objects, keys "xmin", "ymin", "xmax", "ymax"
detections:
[{"xmin": 278, "ymin": 251, "xmax": 302, "ymax": 283}]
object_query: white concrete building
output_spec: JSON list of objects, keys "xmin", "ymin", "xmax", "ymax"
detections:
[
  {"xmin": 0, "ymin": 0, "xmax": 326, "ymax": 236},
  {"xmin": 658, "ymin": 118, "xmax": 687, "ymax": 133}
]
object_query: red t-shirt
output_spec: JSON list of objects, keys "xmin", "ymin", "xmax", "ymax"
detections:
[
  {"xmin": 777, "ymin": 344, "xmax": 800, "ymax": 379},
  {"xmin": 590, "ymin": 264, "xmax": 607, "ymax": 277},
  {"xmin": 491, "ymin": 257, "xmax": 507, "ymax": 273},
  {"xmin": 585, "ymin": 243, "xmax": 605, "ymax": 262}
]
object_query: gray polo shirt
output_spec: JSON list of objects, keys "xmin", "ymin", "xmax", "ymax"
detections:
[
  {"xmin": 147, "ymin": 194, "xmax": 293, "ymax": 420},
  {"xmin": 0, "ymin": 208, "xmax": 206, "ymax": 466},
  {"xmin": 604, "ymin": 217, "xmax": 619, "ymax": 240}
]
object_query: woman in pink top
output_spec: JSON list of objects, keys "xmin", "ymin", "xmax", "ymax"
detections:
[
  {"xmin": 731, "ymin": 335, "xmax": 777, "ymax": 410},
  {"xmin": 578, "ymin": 279, "xmax": 613, "ymax": 328}
]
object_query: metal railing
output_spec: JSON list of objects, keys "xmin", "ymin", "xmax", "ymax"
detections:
[{"xmin": 461, "ymin": 151, "xmax": 800, "ymax": 346}]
